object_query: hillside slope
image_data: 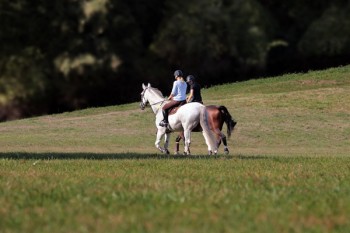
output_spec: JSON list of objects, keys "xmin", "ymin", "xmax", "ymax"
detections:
[{"xmin": 1, "ymin": 66, "xmax": 349, "ymax": 156}]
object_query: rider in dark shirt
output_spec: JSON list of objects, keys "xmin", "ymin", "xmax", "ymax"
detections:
[{"xmin": 186, "ymin": 75, "xmax": 203, "ymax": 104}]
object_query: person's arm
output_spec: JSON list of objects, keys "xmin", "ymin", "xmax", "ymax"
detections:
[
  {"xmin": 168, "ymin": 93, "xmax": 174, "ymax": 100},
  {"xmin": 187, "ymin": 89, "xmax": 194, "ymax": 103},
  {"xmin": 169, "ymin": 81, "xmax": 178, "ymax": 100}
]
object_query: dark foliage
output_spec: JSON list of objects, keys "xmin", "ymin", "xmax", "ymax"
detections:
[{"xmin": 1, "ymin": 0, "xmax": 349, "ymax": 120}]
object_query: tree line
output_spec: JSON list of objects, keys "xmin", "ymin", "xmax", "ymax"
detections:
[{"xmin": 1, "ymin": 0, "xmax": 349, "ymax": 120}]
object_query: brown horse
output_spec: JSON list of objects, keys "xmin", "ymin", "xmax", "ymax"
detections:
[{"xmin": 175, "ymin": 105, "xmax": 237, "ymax": 154}]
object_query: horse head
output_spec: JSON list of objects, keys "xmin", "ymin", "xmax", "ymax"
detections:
[{"xmin": 140, "ymin": 83, "xmax": 151, "ymax": 110}]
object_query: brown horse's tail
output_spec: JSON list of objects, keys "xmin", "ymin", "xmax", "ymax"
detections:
[{"xmin": 218, "ymin": 105, "xmax": 237, "ymax": 138}]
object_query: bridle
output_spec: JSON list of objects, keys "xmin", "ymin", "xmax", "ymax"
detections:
[
  {"xmin": 140, "ymin": 88, "xmax": 148, "ymax": 110},
  {"xmin": 140, "ymin": 87, "xmax": 166, "ymax": 112}
]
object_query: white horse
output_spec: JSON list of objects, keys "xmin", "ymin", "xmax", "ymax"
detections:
[{"xmin": 140, "ymin": 83, "xmax": 217, "ymax": 155}]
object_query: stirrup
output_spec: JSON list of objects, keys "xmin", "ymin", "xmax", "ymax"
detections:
[{"xmin": 159, "ymin": 120, "xmax": 168, "ymax": 127}]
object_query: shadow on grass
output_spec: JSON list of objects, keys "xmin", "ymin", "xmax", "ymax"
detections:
[{"xmin": 0, "ymin": 152, "xmax": 269, "ymax": 160}]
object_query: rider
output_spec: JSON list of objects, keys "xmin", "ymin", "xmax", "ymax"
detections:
[
  {"xmin": 159, "ymin": 70, "xmax": 187, "ymax": 127},
  {"xmin": 186, "ymin": 75, "xmax": 203, "ymax": 104}
]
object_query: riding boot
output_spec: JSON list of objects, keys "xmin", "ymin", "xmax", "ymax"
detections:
[{"xmin": 159, "ymin": 110, "xmax": 169, "ymax": 127}]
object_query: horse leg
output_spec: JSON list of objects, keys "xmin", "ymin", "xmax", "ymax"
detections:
[
  {"xmin": 175, "ymin": 133, "xmax": 183, "ymax": 155},
  {"xmin": 221, "ymin": 134, "xmax": 229, "ymax": 154},
  {"xmin": 201, "ymin": 131, "xmax": 214, "ymax": 155},
  {"xmin": 163, "ymin": 133, "xmax": 170, "ymax": 154},
  {"xmin": 215, "ymin": 129, "xmax": 229, "ymax": 154},
  {"xmin": 155, "ymin": 130, "xmax": 168, "ymax": 154},
  {"xmin": 183, "ymin": 129, "xmax": 191, "ymax": 155},
  {"xmin": 207, "ymin": 128, "xmax": 222, "ymax": 155},
  {"xmin": 212, "ymin": 131, "xmax": 229, "ymax": 155}
]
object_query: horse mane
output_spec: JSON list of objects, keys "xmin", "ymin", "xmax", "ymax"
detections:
[{"xmin": 150, "ymin": 87, "xmax": 164, "ymax": 98}]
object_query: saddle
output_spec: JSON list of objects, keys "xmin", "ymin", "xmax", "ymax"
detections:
[{"xmin": 168, "ymin": 101, "xmax": 186, "ymax": 115}]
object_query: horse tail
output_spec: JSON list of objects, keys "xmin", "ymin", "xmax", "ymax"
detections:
[
  {"xmin": 200, "ymin": 105, "xmax": 218, "ymax": 153},
  {"xmin": 218, "ymin": 105, "xmax": 237, "ymax": 139}
]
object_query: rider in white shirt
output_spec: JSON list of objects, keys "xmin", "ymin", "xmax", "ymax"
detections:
[{"xmin": 159, "ymin": 70, "xmax": 187, "ymax": 127}]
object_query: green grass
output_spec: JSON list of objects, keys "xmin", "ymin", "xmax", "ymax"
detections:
[
  {"xmin": 1, "ymin": 65, "xmax": 350, "ymax": 232},
  {"xmin": 1, "ymin": 155, "xmax": 350, "ymax": 232}
]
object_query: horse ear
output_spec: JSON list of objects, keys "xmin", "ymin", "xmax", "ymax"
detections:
[
  {"xmin": 148, "ymin": 83, "xmax": 151, "ymax": 87},
  {"xmin": 142, "ymin": 83, "xmax": 146, "ymax": 89}
]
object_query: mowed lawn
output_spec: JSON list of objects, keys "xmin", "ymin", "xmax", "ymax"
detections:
[{"xmin": 0, "ymin": 66, "xmax": 350, "ymax": 232}]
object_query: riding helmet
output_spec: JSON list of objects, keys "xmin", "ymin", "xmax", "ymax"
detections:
[
  {"xmin": 174, "ymin": 70, "xmax": 183, "ymax": 78},
  {"xmin": 186, "ymin": 75, "xmax": 195, "ymax": 83}
]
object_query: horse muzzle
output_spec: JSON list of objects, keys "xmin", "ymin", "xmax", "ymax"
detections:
[{"xmin": 140, "ymin": 102, "xmax": 146, "ymax": 110}]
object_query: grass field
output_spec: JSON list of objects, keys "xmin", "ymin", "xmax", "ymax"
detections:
[{"xmin": 1, "ymin": 66, "xmax": 350, "ymax": 232}]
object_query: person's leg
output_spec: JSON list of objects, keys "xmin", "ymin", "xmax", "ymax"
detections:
[
  {"xmin": 159, "ymin": 109, "xmax": 169, "ymax": 127},
  {"xmin": 159, "ymin": 101, "xmax": 179, "ymax": 127},
  {"xmin": 159, "ymin": 102, "xmax": 172, "ymax": 127}
]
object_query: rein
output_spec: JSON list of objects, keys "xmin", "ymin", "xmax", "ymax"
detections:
[
  {"xmin": 150, "ymin": 99, "xmax": 167, "ymax": 114},
  {"xmin": 150, "ymin": 99, "xmax": 166, "ymax": 106}
]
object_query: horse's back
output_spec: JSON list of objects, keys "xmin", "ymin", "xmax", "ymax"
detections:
[
  {"xmin": 176, "ymin": 102, "xmax": 204, "ymax": 126},
  {"xmin": 177, "ymin": 102, "xmax": 203, "ymax": 115}
]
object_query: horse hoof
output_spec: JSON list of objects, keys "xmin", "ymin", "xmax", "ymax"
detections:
[
  {"xmin": 174, "ymin": 151, "xmax": 180, "ymax": 155},
  {"xmin": 158, "ymin": 147, "xmax": 169, "ymax": 154},
  {"xmin": 224, "ymin": 149, "xmax": 229, "ymax": 155}
]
